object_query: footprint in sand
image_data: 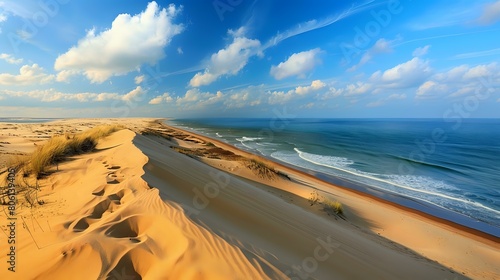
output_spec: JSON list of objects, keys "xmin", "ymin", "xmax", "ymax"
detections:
[
  {"xmin": 70, "ymin": 191, "xmax": 129, "ymax": 232},
  {"xmin": 107, "ymin": 249, "xmax": 143, "ymax": 279},
  {"xmin": 91, "ymin": 185, "xmax": 107, "ymax": 196},
  {"xmin": 106, "ymin": 173, "xmax": 121, "ymax": 184},
  {"xmin": 72, "ymin": 217, "xmax": 90, "ymax": 232},
  {"xmin": 104, "ymin": 216, "xmax": 153, "ymax": 239}
]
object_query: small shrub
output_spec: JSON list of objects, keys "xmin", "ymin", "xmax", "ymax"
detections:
[{"xmin": 323, "ymin": 199, "xmax": 344, "ymax": 216}]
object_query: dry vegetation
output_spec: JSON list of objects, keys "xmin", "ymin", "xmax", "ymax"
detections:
[
  {"xmin": 17, "ymin": 125, "xmax": 122, "ymax": 178},
  {"xmin": 142, "ymin": 125, "xmax": 292, "ymax": 181},
  {"xmin": 1, "ymin": 125, "xmax": 122, "ymax": 207},
  {"xmin": 244, "ymin": 159, "xmax": 280, "ymax": 180},
  {"xmin": 323, "ymin": 199, "xmax": 344, "ymax": 216},
  {"xmin": 309, "ymin": 190, "xmax": 344, "ymax": 217}
]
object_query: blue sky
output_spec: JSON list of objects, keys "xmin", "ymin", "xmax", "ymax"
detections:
[{"xmin": 0, "ymin": 0, "xmax": 499, "ymax": 118}]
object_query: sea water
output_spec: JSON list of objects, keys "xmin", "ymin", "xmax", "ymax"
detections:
[
  {"xmin": 0, "ymin": 118, "xmax": 59, "ymax": 123},
  {"xmin": 168, "ymin": 118, "xmax": 500, "ymax": 230}
]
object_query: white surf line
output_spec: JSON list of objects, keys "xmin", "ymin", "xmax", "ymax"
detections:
[{"xmin": 295, "ymin": 148, "xmax": 500, "ymax": 216}]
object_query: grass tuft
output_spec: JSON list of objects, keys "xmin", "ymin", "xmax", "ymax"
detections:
[
  {"xmin": 246, "ymin": 159, "xmax": 278, "ymax": 180},
  {"xmin": 29, "ymin": 125, "xmax": 122, "ymax": 177},
  {"xmin": 323, "ymin": 199, "xmax": 344, "ymax": 216}
]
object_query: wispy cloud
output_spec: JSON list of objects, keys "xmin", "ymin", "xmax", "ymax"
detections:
[
  {"xmin": 348, "ymin": 38, "xmax": 397, "ymax": 72},
  {"xmin": 452, "ymin": 47, "xmax": 500, "ymax": 60},
  {"xmin": 0, "ymin": 1, "xmax": 33, "ymax": 19},
  {"xmin": 412, "ymin": 45, "xmax": 431, "ymax": 57},
  {"xmin": 408, "ymin": 2, "xmax": 485, "ymax": 30},
  {"xmin": 0, "ymin": 53, "xmax": 23, "ymax": 64},
  {"xmin": 262, "ymin": 0, "xmax": 381, "ymax": 50},
  {"xmin": 394, "ymin": 29, "xmax": 500, "ymax": 47}
]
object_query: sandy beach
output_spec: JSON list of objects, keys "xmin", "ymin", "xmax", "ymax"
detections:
[{"xmin": 0, "ymin": 118, "xmax": 498, "ymax": 279}]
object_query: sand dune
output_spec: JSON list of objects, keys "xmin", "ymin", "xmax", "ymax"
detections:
[
  {"xmin": 0, "ymin": 119, "xmax": 498, "ymax": 279},
  {"xmin": 1, "ymin": 126, "xmax": 285, "ymax": 279}
]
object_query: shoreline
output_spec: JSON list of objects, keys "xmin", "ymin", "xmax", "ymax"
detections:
[
  {"xmin": 1, "ymin": 118, "xmax": 498, "ymax": 279},
  {"xmin": 161, "ymin": 119, "xmax": 500, "ymax": 242}
]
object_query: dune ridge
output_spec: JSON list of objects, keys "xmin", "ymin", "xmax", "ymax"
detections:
[
  {"xmin": 0, "ymin": 119, "xmax": 498, "ymax": 279},
  {"xmin": 1, "ymin": 125, "xmax": 286, "ymax": 279}
]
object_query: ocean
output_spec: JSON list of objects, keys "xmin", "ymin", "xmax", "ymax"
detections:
[
  {"xmin": 0, "ymin": 118, "xmax": 60, "ymax": 123},
  {"xmin": 168, "ymin": 118, "xmax": 500, "ymax": 232}
]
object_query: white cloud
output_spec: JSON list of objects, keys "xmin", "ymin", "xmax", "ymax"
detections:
[
  {"xmin": 174, "ymin": 88, "xmax": 224, "ymax": 109},
  {"xmin": 387, "ymin": 93, "xmax": 407, "ymax": 100},
  {"xmin": 149, "ymin": 92, "xmax": 173, "ymax": 104},
  {"xmin": 320, "ymin": 87, "xmax": 344, "ymax": 100},
  {"xmin": 135, "ymin": 75, "xmax": 145, "ymax": 85},
  {"xmin": 95, "ymin": 93, "xmax": 121, "ymax": 102},
  {"xmin": 478, "ymin": 0, "xmax": 500, "ymax": 25},
  {"xmin": 435, "ymin": 63, "xmax": 498, "ymax": 82},
  {"xmin": 223, "ymin": 86, "xmax": 264, "ymax": 108},
  {"xmin": 416, "ymin": 62, "xmax": 500, "ymax": 99},
  {"xmin": 2, "ymin": 88, "xmax": 98, "ymax": 102},
  {"xmin": 0, "ymin": 13, "xmax": 7, "ymax": 22},
  {"xmin": 268, "ymin": 89, "xmax": 295, "ymax": 105},
  {"xmin": 268, "ymin": 79, "xmax": 327, "ymax": 104},
  {"xmin": 416, "ymin": 81, "xmax": 447, "ymax": 98},
  {"xmin": 270, "ymin": 48, "xmax": 322, "ymax": 80},
  {"xmin": 374, "ymin": 57, "xmax": 432, "ymax": 88},
  {"xmin": 228, "ymin": 26, "xmax": 247, "ymax": 38},
  {"xmin": 0, "ymin": 53, "xmax": 23, "ymax": 64},
  {"xmin": 189, "ymin": 35, "xmax": 261, "ymax": 87},
  {"xmin": 463, "ymin": 63, "xmax": 494, "ymax": 79},
  {"xmin": 0, "ymin": 64, "xmax": 54, "ymax": 85},
  {"xmin": 56, "ymin": 70, "xmax": 79, "ymax": 82},
  {"xmin": 434, "ymin": 65, "xmax": 469, "ymax": 81},
  {"xmin": 1, "ymin": 86, "xmax": 145, "ymax": 103},
  {"xmin": 344, "ymin": 82, "xmax": 372, "ymax": 96},
  {"xmin": 412, "ymin": 45, "xmax": 431, "ymax": 57},
  {"xmin": 122, "ymin": 86, "xmax": 145, "ymax": 102},
  {"xmin": 348, "ymin": 39, "xmax": 394, "ymax": 72},
  {"xmin": 301, "ymin": 102, "xmax": 315, "ymax": 109},
  {"xmin": 177, "ymin": 47, "xmax": 183, "ymax": 54},
  {"xmin": 295, "ymin": 80, "xmax": 326, "ymax": 95},
  {"xmin": 54, "ymin": 2, "xmax": 184, "ymax": 83}
]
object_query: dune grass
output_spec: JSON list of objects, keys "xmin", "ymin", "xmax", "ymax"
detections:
[
  {"xmin": 245, "ymin": 159, "xmax": 279, "ymax": 180},
  {"xmin": 323, "ymin": 199, "xmax": 344, "ymax": 216},
  {"xmin": 29, "ymin": 125, "xmax": 122, "ymax": 177},
  {"xmin": 308, "ymin": 190, "xmax": 344, "ymax": 216}
]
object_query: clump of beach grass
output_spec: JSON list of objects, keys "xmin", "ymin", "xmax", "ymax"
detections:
[
  {"xmin": 245, "ymin": 159, "xmax": 279, "ymax": 180},
  {"xmin": 323, "ymin": 199, "xmax": 344, "ymax": 216},
  {"xmin": 29, "ymin": 125, "xmax": 122, "ymax": 178},
  {"xmin": 308, "ymin": 190, "xmax": 345, "ymax": 217}
]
